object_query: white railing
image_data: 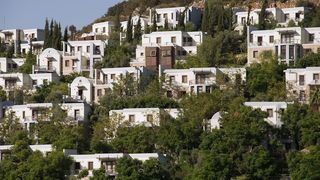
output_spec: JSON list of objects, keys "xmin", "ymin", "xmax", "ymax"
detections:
[{"xmin": 189, "ymin": 79, "xmax": 216, "ymax": 85}]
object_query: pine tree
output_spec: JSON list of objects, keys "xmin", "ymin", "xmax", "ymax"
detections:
[
  {"xmin": 134, "ymin": 16, "xmax": 142, "ymax": 42},
  {"xmin": 259, "ymin": 0, "xmax": 268, "ymax": 30},
  {"xmin": 63, "ymin": 26, "xmax": 69, "ymax": 42},
  {"xmin": 126, "ymin": 14, "xmax": 133, "ymax": 43}
]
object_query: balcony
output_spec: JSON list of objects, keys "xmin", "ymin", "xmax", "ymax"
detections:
[
  {"xmin": 189, "ymin": 79, "xmax": 216, "ymax": 86},
  {"xmin": 309, "ymin": 79, "xmax": 320, "ymax": 85},
  {"xmin": 63, "ymin": 95, "xmax": 86, "ymax": 103},
  {"xmin": 274, "ymin": 39, "xmax": 300, "ymax": 45},
  {"xmin": 34, "ymin": 65, "xmax": 56, "ymax": 73}
]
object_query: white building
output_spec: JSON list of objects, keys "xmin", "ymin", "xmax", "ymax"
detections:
[
  {"xmin": 133, "ymin": 31, "xmax": 203, "ymax": 69},
  {"xmin": 248, "ymin": 26, "xmax": 320, "ymax": 64},
  {"xmin": 0, "ymin": 144, "xmax": 53, "ymax": 161},
  {"xmin": 69, "ymin": 153, "xmax": 164, "ymax": 177},
  {"xmin": 62, "ymin": 40, "xmax": 106, "ymax": 77},
  {"xmin": 284, "ymin": 67, "xmax": 320, "ymax": 103},
  {"xmin": 149, "ymin": 6, "xmax": 202, "ymax": 29},
  {"xmin": 34, "ymin": 48, "xmax": 63, "ymax": 75},
  {"xmin": 162, "ymin": 67, "xmax": 246, "ymax": 98},
  {"xmin": 234, "ymin": 7, "xmax": 306, "ymax": 34},
  {"xmin": 81, "ymin": 21, "xmax": 114, "ymax": 40},
  {"xmin": 109, "ymin": 108, "xmax": 179, "ymax": 127},
  {"xmin": 70, "ymin": 67, "xmax": 148, "ymax": 104},
  {"xmin": 244, "ymin": 101, "xmax": 291, "ymax": 127},
  {"xmin": 0, "ymin": 57, "xmax": 25, "ymax": 73},
  {"xmin": 121, "ymin": 15, "xmax": 148, "ymax": 32},
  {"xmin": 208, "ymin": 112, "xmax": 222, "ymax": 130},
  {"xmin": 0, "ymin": 102, "xmax": 91, "ymax": 131},
  {"xmin": 0, "ymin": 73, "xmax": 33, "ymax": 91}
]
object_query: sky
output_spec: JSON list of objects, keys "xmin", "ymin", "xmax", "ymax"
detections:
[{"xmin": 0, "ymin": 0, "xmax": 122, "ymax": 30}]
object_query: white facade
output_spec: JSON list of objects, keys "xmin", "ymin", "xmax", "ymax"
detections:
[
  {"xmin": 208, "ymin": 112, "xmax": 222, "ymax": 130},
  {"xmin": 92, "ymin": 21, "xmax": 114, "ymax": 37},
  {"xmin": 0, "ymin": 102, "xmax": 91, "ymax": 131},
  {"xmin": 70, "ymin": 153, "xmax": 162, "ymax": 177},
  {"xmin": 244, "ymin": 101, "xmax": 291, "ymax": 127},
  {"xmin": 0, "ymin": 58, "xmax": 25, "ymax": 73},
  {"xmin": 35, "ymin": 48, "xmax": 63, "ymax": 75},
  {"xmin": 248, "ymin": 26, "xmax": 320, "ymax": 64},
  {"xmin": 134, "ymin": 31, "xmax": 203, "ymax": 65},
  {"xmin": 29, "ymin": 73, "xmax": 60, "ymax": 88},
  {"xmin": 109, "ymin": 108, "xmax": 179, "ymax": 127},
  {"xmin": 284, "ymin": 67, "xmax": 320, "ymax": 103},
  {"xmin": 21, "ymin": 41, "xmax": 44, "ymax": 55},
  {"xmin": 162, "ymin": 67, "xmax": 246, "ymax": 97},
  {"xmin": 121, "ymin": 15, "xmax": 148, "ymax": 32},
  {"xmin": 22, "ymin": 29, "xmax": 45, "ymax": 42},
  {"xmin": 62, "ymin": 40, "xmax": 106, "ymax": 77},
  {"xmin": 234, "ymin": 7, "xmax": 306, "ymax": 34},
  {"xmin": 0, "ymin": 73, "xmax": 32, "ymax": 91},
  {"xmin": 0, "ymin": 144, "xmax": 53, "ymax": 161},
  {"xmin": 70, "ymin": 77, "xmax": 94, "ymax": 103},
  {"xmin": 149, "ymin": 6, "xmax": 202, "ymax": 29}
]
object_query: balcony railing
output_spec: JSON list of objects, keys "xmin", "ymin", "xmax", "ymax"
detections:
[
  {"xmin": 274, "ymin": 39, "xmax": 300, "ymax": 44},
  {"xmin": 34, "ymin": 65, "xmax": 56, "ymax": 72},
  {"xmin": 189, "ymin": 79, "xmax": 216, "ymax": 85}
]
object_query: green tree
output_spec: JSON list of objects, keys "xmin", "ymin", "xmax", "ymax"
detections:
[
  {"xmin": 126, "ymin": 14, "xmax": 133, "ymax": 43},
  {"xmin": 134, "ymin": 16, "xmax": 142, "ymax": 42},
  {"xmin": 258, "ymin": 0, "xmax": 269, "ymax": 30},
  {"xmin": 63, "ymin": 26, "xmax": 68, "ymax": 42},
  {"xmin": 43, "ymin": 18, "xmax": 50, "ymax": 49}
]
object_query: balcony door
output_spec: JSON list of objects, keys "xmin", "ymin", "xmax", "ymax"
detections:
[
  {"xmin": 48, "ymin": 61, "xmax": 53, "ymax": 71},
  {"xmin": 281, "ymin": 33, "xmax": 294, "ymax": 43},
  {"xmin": 196, "ymin": 74, "xmax": 206, "ymax": 84}
]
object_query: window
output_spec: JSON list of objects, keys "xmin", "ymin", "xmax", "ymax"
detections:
[
  {"xmin": 182, "ymin": 75, "xmax": 188, "ymax": 83},
  {"xmin": 86, "ymin": 46, "xmax": 90, "ymax": 53},
  {"xmin": 147, "ymin": 114, "xmax": 153, "ymax": 122},
  {"xmin": 241, "ymin": 17, "xmax": 246, "ymax": 25},
  {"xmin": 129, "ymin": 115, "xmax": 135, "ymax": 122},
  {"xmin": 43, "ymin": 79, "xmax": 48, "ymax": 85},
  {"xmin": 97, "ymin": 89, "xmax": 102, "ymax": 97},
  {"xmin": 169, "ymin": 76, "xmax": 175, "ymax": 84},
  {"xmin": 296, "ymin": 13, "xmax": 301, "ymax": 19},
  {"xmin": 267, "ymin": 109, "xmax": 273, "ymax": 118},
  {"xmin": 150, "ymin": 50, "xmax": 156, "ymax": 57},
  {"xmin": 75, "ymin": 162, "xmax": 81, "ymax": 170},
  {"xmin": 299, "ymin": 90, "xmax": 306, "ymax": 101},
  {"xmin": 309, "ymin": 33, "xmax": 315, "ymax": 42},
  {"xmin": 257, "ymin": 36, "xmax": 263, "ymax": 46},
  {"xmin": 289, "ymin": 45, "xmax": 294, "ymax": 59},
  {"xmin": 65, "ymin": 60, "xmax": 70, "ymax": 67},
  {"xmin": 253, "ymin": 51, "xmax": 258, "ymax": 58},
  {"xmin": 299, "ymin": 75, "xmax": 305, "ymax": 85},
  {"xmin": 285, "ymin": 13, "xmax": 290, "ymax": 21},
  {"xmin": 156, "ymin": 37, "xmax": 161, "ymax": 44},
  {"xmin": 275, "ymin": 46, "xmax": 278, "ymax": 57},
  {"xmin": 171, "ymin": 37, "xmax": 176, "ymax": 43},
  {"xmin": 77, "ymin": 46, "xmax": 82, "ymax": 52},
  {"xmin": 95, "ymin": 28, "xmax": 98, "ymax": 33},
  {"xmin": 280, "ymin": 45, "xmax": 286, "ymax": 59},
  {"xmin": 269, "ymin": 36, "xmax": 274, "ymax": 43},
  {"xmin": 163, "ymin": 13, "xmax": 168, "ymax": 19},
  {"xmin": 72, "ymin": 60, "xmax": 76, "ymax": 66},
  {"xmin": 304, "ymin": 48, "xmax": 312, "ymax": 55},
  {"xmin": 103, "ymin": 27, "xmax": 106, "ymax": 33},
  {"xmin": 206, "ymin": 86, "xmax": 211, "ymax": 93},
  {"xmin": 281, "ymin": 33, "xmax": 294, "ymax": 43},
  {"xmin": 182, "ymin": 50, "xmax": 187, "ymax": 56},
  {"xmin": 22, "ymin": 111, "xmax": 25, "ymax": 119},
  {"xmin": 249, "ymin": 34, "xmax": 253, "ymax": 43},
  {"xmin": 197, "ymin": 86, "xmax": 203, "ymax": 94},
  {"xmin": 74, "ymin": 109, "xmax": 80, "ymax": 120},
  {"xmin": 88, "ymin": 162, "xmax": 93, "ymax": 170},
  {"xmin": 111, "ymin": 74, "xmax": 115, "ymax": 80},
  {"xmin": 313, "ymin": 73, "xmax": 319, "ymax": 81},
  {"xmin": 32, "ymin": 80, "xmax": 37, "ymax": 86}
]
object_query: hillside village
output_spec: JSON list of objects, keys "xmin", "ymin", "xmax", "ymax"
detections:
[{"xmin": 1, "ymin": 0, "xmax": 320, "ymax": 179}]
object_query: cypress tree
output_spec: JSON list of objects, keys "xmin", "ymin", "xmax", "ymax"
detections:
[
  {"xmin": 259, "ymin": 0, "xmax": 268, "ymax": 30},
  {"xmin": 52, "ymin": 22, "xmax": 59, "ymax": 49},
  {"xmin": 58, "ymin": 23, "xmax": 62, "ymax": 50},
  {"xmin": 151, "ymin": 10, "xmax": 157, "ymax": 32},
  {"xmin": 44, "ymin": 18, "xmax": 49, "ymax": 49},
  {"xmin": 177, "ymin": 9, "xmax": 186, "ymax": 30},
  {"xmin": 201, "ymin": 0, "xmax": 209, "ymax": 32},
  {"xmin": 48, "ymin": 19, "xmax": 54, "ymax": 48},
  {"xmin": 63, "ymin": 26, "xmax": 69, "ymax": 42},
  {"xmin": 114, "ymin": 8, "xmax": 121, "ymax": 32},
  {"xmin": 126, "ymin": 14, "xmax": 133, "ymax": 43},
  {"xmin": 164, "ymin": 17, "xmax": 169, "ymax": 30},
  {"xmin": 134, "ymin": 16, "xmax": 142, "ymax": 42}
]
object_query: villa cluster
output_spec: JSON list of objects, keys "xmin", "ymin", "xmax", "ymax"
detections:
[{"xmin": 0, "ymin": 4, "xmax": 320, "ymax": 178}]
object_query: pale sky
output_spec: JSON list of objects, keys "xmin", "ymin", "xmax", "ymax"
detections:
[{"xmin": 0, "ymin": 0, "xmax": 122, "ymax": 30}]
